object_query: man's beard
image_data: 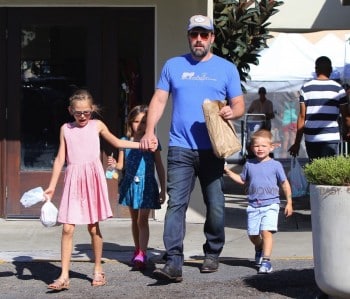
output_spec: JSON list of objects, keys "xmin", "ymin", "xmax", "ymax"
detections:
[
  {"xmin": 190, "ymin": 42, "xmax": 209, "ymax": 58},
  {"xmin": 191, "ymin": 48, "xmax": 208, "ymax": 58}
]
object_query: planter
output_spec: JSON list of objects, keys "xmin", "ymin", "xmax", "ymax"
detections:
[{"xmin": 310, "ymin": 184, "xmax": 350, "ymax": 298}]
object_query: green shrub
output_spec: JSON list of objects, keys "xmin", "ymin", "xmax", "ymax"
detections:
[{"xmin": 304, "ymin": 156, "xmax": 350, "ymax": 186}]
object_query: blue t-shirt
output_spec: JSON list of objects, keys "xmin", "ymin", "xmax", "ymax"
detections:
[
  {"xmin": 240, "ymin": 158, "xmax": 287, "ymax": 207},
  {"xmin": 157, "ymin": 53, "xmax": 242, "ymax": 150}
]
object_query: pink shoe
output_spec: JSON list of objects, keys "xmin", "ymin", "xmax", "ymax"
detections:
[
  {"xmin": 134, "ymin": 250, "xmax": 147, "ymax": 270},
  {"xmin": 131, "ymin": 249, "xmax": 139, "ymax": 265}
]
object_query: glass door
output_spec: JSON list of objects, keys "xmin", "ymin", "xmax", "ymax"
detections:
[
  {"xmin": 21, "ymin": 26, "xmax": 86, "ymax": 170},
  {"xmin": 4, "ymin": 7, "xmax": 155, "ymax": 218},
  {"xmin": 6, "ymin": 8, "xmax": 100, "ymax": 217}
]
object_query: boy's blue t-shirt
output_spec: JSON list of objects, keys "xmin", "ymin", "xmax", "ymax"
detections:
[
  {"xmin": 240, "ymin": 158, "xmax": 287, "ymax": 207},
  {"xmin": 157, "ymin": 53, "xmax": 242, "ymax": 150}
]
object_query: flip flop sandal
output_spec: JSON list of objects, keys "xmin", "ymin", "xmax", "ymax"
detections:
[
  {"xmin": 91, "ymin": 272, "xmax": 106, "ymax": 287},
  {"xmin": 47, "ymin": 278, "xmax": 70, "ymax": 291}
]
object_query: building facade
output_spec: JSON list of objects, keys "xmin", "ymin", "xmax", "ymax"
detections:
[{"xmin": 0, "ymin": 0, "xmax": 349, "ymax": 219}]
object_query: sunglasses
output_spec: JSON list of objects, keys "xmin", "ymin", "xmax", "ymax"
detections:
[
  {"xmin": 188, "ymin": 31, "xmax": 211, "ymax": 40},
  {"xmin": 73, "ymin": 110, "xmax": 92, "ymax": 117}
]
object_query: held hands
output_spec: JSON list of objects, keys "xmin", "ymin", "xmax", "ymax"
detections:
[{"xmin": 140, "ymin": 133, "xmax": 158, "ymax": 152}]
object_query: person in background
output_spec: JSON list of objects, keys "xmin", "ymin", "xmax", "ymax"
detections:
[
  {"xmin": 44, "ymin": 89, "xmax": 142, "ymax": 291},
  {"xmin": 289, "ymin": 56, "xmax": 349, "ymax": 161},
  {"xmin": 224, "ymin": 129, "xmax": 293, "ymax": 274},
  {"xmin": 108, "ymin": 105, "xmax": 166, "ymax": 270},
  {"xmin": 344, "ymin": 84, "xmax": 350, "ymax": 140},
  {"xmin": 248, "ymin": 87, "xmax": 275, "ymax": 131},
  {"xmin": 281, "ymin": 96, "xmax": 298, "ymax": 157},
  {"xmin": 139, "ymin": 15, "xmax": 244, "ymax": 282}
]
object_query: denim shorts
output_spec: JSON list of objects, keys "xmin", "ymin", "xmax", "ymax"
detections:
[{"xmin": 246, "ymin": 203, "xmax": 279, "ymax": 235}]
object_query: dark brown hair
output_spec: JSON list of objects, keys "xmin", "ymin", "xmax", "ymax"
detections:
[{"xmin": 125, "ymin": 105, "xmax": 148, "ymax": 138}]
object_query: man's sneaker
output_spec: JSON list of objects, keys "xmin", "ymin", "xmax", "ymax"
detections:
[
  {"xmin": 255, "ymin": 249, "xmax": 263, "ymax": 266},
  {"xmin": 153, "ymin": 264, "xmax": 183, "ymax": 283},
  {"xmin": 200, "ymin": 257, "xmax": 219, "ymax": 273},
  {"xmin": 258, "ymin": 260, "xmax": 273, "ymax": 274},
  {"xmin": 134, "ymin": 250, "xmax": 147, "ymax": 270}
]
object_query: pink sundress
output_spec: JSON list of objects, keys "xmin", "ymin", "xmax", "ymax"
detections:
[{"xmin": 58, "ymin": 120, "xmax": 113, "ymax": 224}]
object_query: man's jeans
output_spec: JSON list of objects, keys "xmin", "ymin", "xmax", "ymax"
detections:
[{"xmin": 163, "ymin": 146, "xmax": 226, "ymax": 269}]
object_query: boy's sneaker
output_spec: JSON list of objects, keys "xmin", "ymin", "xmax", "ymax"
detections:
[
  {"xmin": 258, "ymin": 260, "xmax": 273, "ymax": 274},
  {"xmin": 134, "ymin": 250, "xmax": 147, "ymax": 270},
  {"xmin": 255, "ymin": 249, "xmax": 263, "ymax": 266}
]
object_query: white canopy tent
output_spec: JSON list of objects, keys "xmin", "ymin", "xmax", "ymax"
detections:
[
  {"xmin": 247, "ymin": 33, "xmax": 316, "ymax": 82},
  {"xmin": 237, "ymin": 32, "xmax": 348, "ymax": 159},
  {"xmin": 245, "ymin": 32, "xmax": 347, "ymax": 92}
]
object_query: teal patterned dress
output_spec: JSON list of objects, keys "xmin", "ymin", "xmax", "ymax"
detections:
[{"xmin": 118, "ymin": 137, "xmax": 161, "ymax": 209}]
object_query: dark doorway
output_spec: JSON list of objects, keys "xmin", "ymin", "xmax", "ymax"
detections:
[{"xmin": 1, "ymin": 7, "xmax": 154, "ymax": 218}]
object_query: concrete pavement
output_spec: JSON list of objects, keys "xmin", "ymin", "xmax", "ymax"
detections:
[
  {"xmin": 0, "ymin": 193, "xmax": 319, "ymax": 299},
  {"xmin": 0, "ymin": 194, "xmax": 313, "ymax": 263}
]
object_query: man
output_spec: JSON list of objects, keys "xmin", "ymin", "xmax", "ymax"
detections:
[
  {"xmin": 247, "ymin": 87, "xmax": 275, "ymax": 131},
  {"xmin": 140, "ymin": 15, "xmax": 244, "ymax": 282},
  {"xmin": 289, "ymin": 56, "xmax": 349, "ymax": 160}
]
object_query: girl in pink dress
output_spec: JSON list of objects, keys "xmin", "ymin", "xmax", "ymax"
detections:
[{"xmin": 44, "ymin": 89, "xmax": 141, "ymax": 291}]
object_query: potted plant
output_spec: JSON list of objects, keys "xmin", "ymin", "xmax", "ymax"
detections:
[{"xmin": 304, "ymin": 156, "xmax": 350, "ymax": 298}]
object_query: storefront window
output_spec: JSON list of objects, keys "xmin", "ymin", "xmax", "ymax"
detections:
[{"xmin": 20, "ymin": 25, "xmax": 86, "ymax": 170}]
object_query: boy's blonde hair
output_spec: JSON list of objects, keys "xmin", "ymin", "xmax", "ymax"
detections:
[{"xmin": 250, "ymin": 129, "xmax": 273, "ymax": 145}]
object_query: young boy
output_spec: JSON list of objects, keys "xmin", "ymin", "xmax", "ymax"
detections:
[{"xmin": 224, "ymin": 129, "xmax": 293, "ymax": 273}]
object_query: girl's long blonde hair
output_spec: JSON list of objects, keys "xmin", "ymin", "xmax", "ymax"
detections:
[{"xmin": 68, "ymin": 89, "xmax": 101, "ymax": 116}]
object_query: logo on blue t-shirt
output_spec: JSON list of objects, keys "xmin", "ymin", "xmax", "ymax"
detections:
[{"xmin": 181, "ymin": 72, "xmax": 216, "ymax": 81}]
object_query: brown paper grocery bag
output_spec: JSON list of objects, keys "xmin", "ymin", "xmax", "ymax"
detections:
[{"xmin": 202, "ymin": 99, "xmax": 242, "ymax": 158}]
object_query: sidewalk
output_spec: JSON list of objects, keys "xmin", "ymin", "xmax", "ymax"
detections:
[
  {"xmin": 0, "ymin": 195, "xmax": 313, "ymax": 263},
  {"xmin": 0, "ymin": 195, "xmax": 318, "ymax": 299}
]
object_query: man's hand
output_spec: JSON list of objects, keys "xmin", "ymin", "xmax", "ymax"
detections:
[
  {"xmin": 288, "ymin": 143, "xmax": 300, "ymax": 157},
  {"xmin": 343, "ymin": 116, "xmax": 350, "ymax": 142},
  {"xmin": 342, "ymin": 130, "xmax": 350, "ymax": 142},
  {"xmin": 219, "ymin": 105, "xmax": 234, "ymax": 120},
  {"xmin": 284, "ymin": 202, "xmax": 293, "ymax": 217},
  {"xmin": 140, "ymin": 132, "xmax": 158, "ymax": 152}
]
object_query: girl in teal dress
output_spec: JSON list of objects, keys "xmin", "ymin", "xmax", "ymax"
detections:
[
  {"xmin": 281, "ymin": 99, "xmax": 298, "ymax": 157},
  {"xmin": 108, "ymin": 105, "xmax": 166, "ymax": 269}
]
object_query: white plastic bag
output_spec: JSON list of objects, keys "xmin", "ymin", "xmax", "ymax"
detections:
[
  {"xmin": 289, "ymin": 157, "xmax": 309, "ymax": 198},
  {"xmin": 40, "ymin": 200, "xmax": 59, "ymax": 227},
  {"xmin": 20, "ymin": 187, "xmax": 45, "ymax": 208}
]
